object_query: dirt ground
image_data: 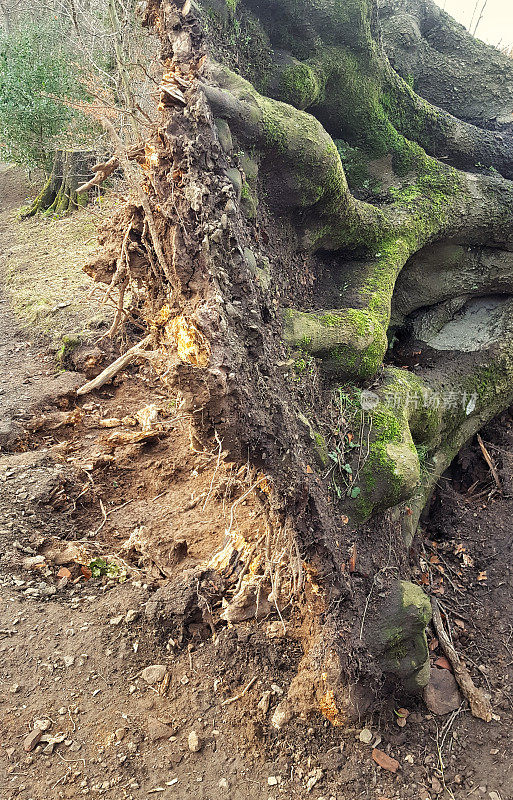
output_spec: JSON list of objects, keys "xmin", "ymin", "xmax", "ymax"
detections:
[{"xmin": 1, "ymin": 165, "xmax": 513, "ymax": 800}]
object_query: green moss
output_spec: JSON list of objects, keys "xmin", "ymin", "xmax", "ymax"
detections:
[
  {"xmin": 275, "ymin": 61, "xmax": 321, "ymax": 110},
  {"xmin": 56, "ymin": 334, "xmax": 81, "ymax": 367}
]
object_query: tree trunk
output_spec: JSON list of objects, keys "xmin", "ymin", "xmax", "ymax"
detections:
[
  {"xmin": 23, "ymin": 149, "xmax": 93, "ymax": 217},
  {"xmin": 85, "ymin": 0, "xmax": 513, "ymax": 720}
]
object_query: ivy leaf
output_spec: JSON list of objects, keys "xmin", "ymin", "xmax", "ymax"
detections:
[{"xmin": 350, "ymin": 486, "xmax": 361, "ymax": 498}]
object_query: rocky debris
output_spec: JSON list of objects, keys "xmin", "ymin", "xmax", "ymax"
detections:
[
  {"xmin": 359, "ymin": 728, "xmax": 373, "ymax": 744},
  {"xmin": 271, "ymin": 699, "xmax": 293, "ymax": 730},
  {"xmin": 423, "ymin": 666, "xmax": 462, "ymax": 715},
  {"xmin": 218, "ymin": 778, "xmax": 230, "ymax": 791},
  {"xmin": 147, "ymin": 717, "xmax": 174, "ymax": 741},
  {"xmin": 23, "ymin": 728, "xmax": 43, "ymax": 752},
  {"xmin": 257, "ymin": 690, "xmax": 271, "ymax": 714},
  {"xmin": 141, "ymin": 664, "xmax": 167, "ymax": 684},
  {"xmin": 33, "ymin": 718, "xmax": 52, "ymax": 732},
  {"xmin": 187, "ymin": 730, "xmax": 201, "ymax": 752}
]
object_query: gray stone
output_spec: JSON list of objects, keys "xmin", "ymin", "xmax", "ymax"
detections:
[
  {"xmin": 141, "ymin": 664, "xmax": 167, "ymax": 684},
  {"xmin": 424, "ymin": 667, "xmax": 462, "ymax": 715}
]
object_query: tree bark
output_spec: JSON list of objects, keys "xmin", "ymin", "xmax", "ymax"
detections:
[
  {"xmin": 23, "ymin": 149, "xmax": 94, "ymax": 217},
  {"xmin": 85, "ymin": 0, "xmax": 513, "ymax": 718}
]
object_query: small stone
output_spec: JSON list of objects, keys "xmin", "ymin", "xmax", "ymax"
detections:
[
  {"xmin": 147, "ymin": 717, "xmax": 173, "ymax": 742},
  {"xmin": 115, "ymin": 728, "xmax": 127, "ymax": 742},
  {"xmin": 218, "ymin": 778, "xmax": 230, "ymax": 790},
  {"xmin": 142, "ymin": 664, "xmax": 167, "ymax": 685},
  {"xmin": 33, "ymin": 718, "xmax": 52, "ymax": 732},
  {"xmin": 125, "ymin": 609, "xmax": 138, "ymax": 623},
  {"xmin": 62, "ymin": 655, "xmax": 75, "ymax": 667},
  {"xmin": 257, "ymin": 691, "xmax": 271, "ymax": 714},
  {"xmin": 188, "ymin": 730, "xmax": 201, "ymax": 752},
  {"xmin": 359, "ymin": 728, "xmax": 373, "ymax": 744},
  {"xmin": 23, "ymin": 729, "xmax": 43, "ymax": 752},
  {"xmin": 489, "ymin": 792, "xmax": 501, "ymax": 800},
  {"xmin": 268, "ymin": 776, "xmax": 280, "ymax": 786},
  {"xmin": 58, "ymin": 707, "xmax": 67, "ymax": 715},
  {"xmin": 109, "ymin": 615, "xmax": 123, "ymax": 626},
  {"xmin": 431, "ymin": 776, "xmax": 443, "ymax": 794},
  {"xmin": 271, "ymin": 700, "xmax": 292, "ymax": 730},
  {"xmin": 6, "ymin": 747, "xmax": 15, "ymax": 760},
  {"xmin": 424, "ymin": 668, "xmax": 462, "ymax": 715},
  {"xmin": 10, "ymin": 683, "xmax": 20, "ymax": 694}
]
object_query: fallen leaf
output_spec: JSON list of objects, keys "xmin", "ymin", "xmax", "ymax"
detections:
[
  {"xmin": 372, "ymin": 748, "xmax": 399, "ymax": 773},
  {"xmin": 395, "ymin": 707, "xmax": 410, "ymax": 718},
  {"xmin": 429, "ymin": 637, "xmax": 439, "ymax": 651},
  {"xmin": 341, "ymin": 515, "xmax": 349, "ymax": 525},
  {"xmin": 306, "ymin": 464, "xmax": 313, "ymax": 474},
  {"xmin": 429, "ymin": 554, "xmax": 440, "ymax": 564},
  {"xmin": 81, "ymin": 566, "xmax": 92, "ymax": 580},
  {"xmin": 454, "ymin": 619, "xmax": 465, "ymax": 629},
  {"xmin": 420, "ymin": 573, "xmax": 430, "ymax": 585},
  {"xmin": 434, "ymin": 656, "xmax": 452, "ymax": 670},
  {"xmin": 477, "ymin": 571, "xmax": 488, "ymax": 582},
  {"xmin": 57, "ymin": 567, "xmax": 72, "ymax": 579}
]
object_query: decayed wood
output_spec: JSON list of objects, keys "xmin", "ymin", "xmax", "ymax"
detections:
[
  {"xmin": 76, "ymin": 335, "xmax": 153, "ymax": 395},
  {"xmin": 431, "ymin": 598, "xmax": 492, "ymax": 722}
]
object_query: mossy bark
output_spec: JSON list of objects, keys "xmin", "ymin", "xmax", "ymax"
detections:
[{"xmin": 23, "ymin": 149, "xmax": 92, "ymax": 218}]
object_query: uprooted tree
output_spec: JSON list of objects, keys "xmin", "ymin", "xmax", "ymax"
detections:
[{"xmin": 84, "ymin": 0, "xmax": 513, "ymax": 723}]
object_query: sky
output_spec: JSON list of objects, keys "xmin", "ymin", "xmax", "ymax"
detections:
[{"xmin": 435, "ymin": 0, "xmax": 513, "ymax": 47}]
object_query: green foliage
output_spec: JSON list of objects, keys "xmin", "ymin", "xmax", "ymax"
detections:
[
  {"xmin": 0, "ymin": 19, "xmax": 88, "ymax": 169},
  {"xmin": 88, "ymin": 558, "xmax": 127, "ymax": 582}
]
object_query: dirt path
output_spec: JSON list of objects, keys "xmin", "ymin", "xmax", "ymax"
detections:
[{"xmin": 1, "ymin": 165, "xmax": 513, "ymax": 800}]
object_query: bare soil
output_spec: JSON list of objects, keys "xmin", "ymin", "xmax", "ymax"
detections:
[{"xmin": 1, "ymin": 166, "xmax": 513, "ymax": 800}]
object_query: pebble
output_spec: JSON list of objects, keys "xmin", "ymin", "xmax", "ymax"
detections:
[
  {"xmin": 359, "ymin": 728, "xmax": 373, "ymax": 744},
  {"xmin": 115, "ymin": 728, "xmax": 127, "ymax": 742},
  {"xmin": 489, "ymin": 792, "xmax": 501, "ymax": 800},
  {"xmin": 218, "ymin": 778, "xmax": 230, "ymax": 790},
  {"xmin": 258, "ymin": 691, "xmax": 271, "ymax": 714},
  {"xmin": 125, "ymin": 609, "xmax": 138, "ymax": 623},
  {"xmin": 109, "ymin": 615, "xmax": 123, "ymax": 626},
  {"xmin": 188, "ymin": 730, "xmax": 201, "ymax": 752},
  {"xmin": 424, "ymin": 668, "xmax": 462, "ymax": 715},
  {"xmin": 268, "ymin": 776, "xmax": 280, "ymax": 786},
  {"xmin": 23, "ymin": 729, "xmax": 42, "ymax": 752},
  {"xmin": 147, "ymin": 717, "xmax": 173, "ymax": 742},
  {"xmin": 141, "ymin": 664, "xmax": 167, "ymax": 685},
  {"xmin": 33, "ymin": 718, "xmax": 52, "ymax": 732}
]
